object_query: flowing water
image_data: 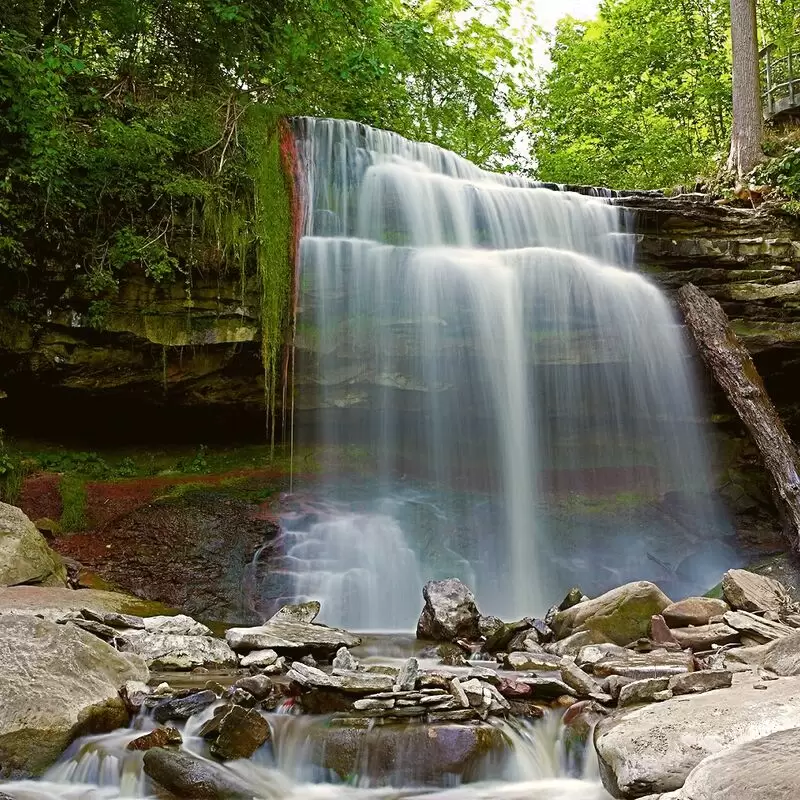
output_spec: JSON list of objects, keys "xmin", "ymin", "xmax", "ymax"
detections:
[
  {"xmin": 0, "ymin": 708, "xmax": 610, "ymax": 799},
  {"xmin": 275, "ymin": 117, "xmax": 730, "ymax": 626}
]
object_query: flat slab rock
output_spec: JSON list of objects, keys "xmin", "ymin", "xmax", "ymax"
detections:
[
  {"xmin": 595, "ymin": 674, "xmax": 800, "ymax": 798},
  {"xmin": 287, "ymin": 661, "xmax": 395, "ymax": 693},
  {"xmin": 722, "ymin": 568, "xmax": 788, "ymax": 613},
  {"xmin": 225, "ymin": 620, "xmax": 360, "ymax": 653},
  {"xmin": 119, "ymin": 631, "xmax": 238, "ymax": 670}
]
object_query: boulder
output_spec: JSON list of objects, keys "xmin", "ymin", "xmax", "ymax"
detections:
[
  {"xmin": 239, "ymin": 648, "xmax": 278, "ymax": 668},
  {"xmin": 595, "ymin": 674, "xmax": 800, "ymax": 798},
  {"xmin": 669, "ymin": 622, "xmax": 740, "ymax": 650},
  {"xmin": 142, "ymin": 614, "xmax": 211, "ymax": 636},
  {"xmin": 577, "ymin": 644, "xmax": 629, "ymax": 670},
  {"xmin": 722, "ymin": 568, "xmax": 788, "ymax": 613},
  {"xmin": 416, "ymin": 579, "xmax": 480, "ymax": 642},
  {"xmin": 723, "ymin": 609, "xmax": 794, "ymax": 643},
  {"xmin": 142, "ymin": 748, "xmax": 254, "ymax": 799},
  {"xmin": 545, "ymin": 629, "xmax": 608, "ymax": 657},
  {"xmin": 209, "ymin": 705, "xmax": 270, "ymax": 760},
  {"xmin": 560, "ymin": 658, "xmax": 604, "ymax": 697},
  {"xmin": 232, "ymin": 674, "xmax": 272, "ymax": 700},
  {"xmin": 617, "ymin": 677, "xmax": 671, "ymax": 707},
  {"xmin": 668, "ymin": 670, "xmax": 732, "ymax": 696},
  {"xmin": 592, "ymin": 650, "xmax": 693, "ymax": 680},
  {"xmin": 0, "ymin": 615, "xmax": 147, "ymax": 776},
  {"xmin": 119, "ymin": 631, "xmax": 238, "ymax": 670},
  {"xmin": 0, "ymin": 502, "xmax": 66, "ymax": 588},
  {"xmin": 225, "ymin": 619, "xmax": 360, "ymax": 655},
  {"xmin": 552, "ymin": 582, "xmax": 671, "ymax": 646},
  {"xmin": 504, "ymin": 651, "xmax": 562, "ymax": 671},
  {"xmin": 673, "ymin": 727, "xmax": 800, "ymax": 800},
  {"xmin": 762, "ymin": 630, "xmax": 800, "ymax": 675},
  {"xmin": 287, "ymin": 661, "xmax": 395, "ymax": 693},
  {"xmin": 661, "ymin": 597, "xmax": 730, "ymax": 627}
]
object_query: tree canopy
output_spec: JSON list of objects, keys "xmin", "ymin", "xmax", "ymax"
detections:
[{"xmin": 527, "ymin": 0, "xmax": 732, "ymax": 189}]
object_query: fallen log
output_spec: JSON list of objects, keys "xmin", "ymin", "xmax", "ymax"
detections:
[{"xmin": 677, "ymin": 283, "xmax": 800, "ymax": 552}]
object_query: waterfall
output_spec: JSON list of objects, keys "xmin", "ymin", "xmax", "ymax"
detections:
[{"xmin": 270, "ymin": 117, "xmax": 729, "ymax": 628}]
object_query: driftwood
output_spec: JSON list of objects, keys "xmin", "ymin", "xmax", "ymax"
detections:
[{"xmin": 677, "ymin": 283, "xmax": 800, "ymax": 552}]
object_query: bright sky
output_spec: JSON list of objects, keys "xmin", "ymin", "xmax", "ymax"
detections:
[{"xmin": 534, "ymin": 0, "xmax": 600, "ymax": 64}]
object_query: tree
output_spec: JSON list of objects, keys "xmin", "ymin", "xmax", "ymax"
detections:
[
  {"xmin": 727, "ymin": 0, "xmax": 763, "ymax": 177},
  {"xmin": 528, "ymin": 0, "xmax": 731, "ymax": 189}
]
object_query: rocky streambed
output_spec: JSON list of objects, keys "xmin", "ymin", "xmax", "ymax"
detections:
[{"xmin": 3, "ymin": 500, "xmax": 800, "ymax": 798}]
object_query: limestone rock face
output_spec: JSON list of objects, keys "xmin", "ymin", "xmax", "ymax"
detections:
[
  {"xmin": 673, "ymin": 727, "xmax": 800, "ymax": 800},
  {"xmin": 595, "ymin": 675, "xmax": 800, "ymax": 798},
  {"xmin": 0, "ymin": 502, "xmax": 66, "ymax": 588},
  {"xmin": 552, "ymin": 582, "xmax": 672, "ymax": 646},
  {"xmin": 0, "ymin": 615, "xmax": 148, "ymax": 777},
  {"xmin": 416, "ymin": 579, "xmax": 480, "ymax": 642}
]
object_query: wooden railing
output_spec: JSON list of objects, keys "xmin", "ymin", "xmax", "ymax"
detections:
[{"xmin": 761, "ymin": 42, "xmax": 800, "ymax": 119}]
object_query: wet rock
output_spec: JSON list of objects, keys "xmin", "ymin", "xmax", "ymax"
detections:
[
  {"xmin": 723, "ymin": 609, "xmax": 795, "ymax": 643},
  {"xmin": 617, "ymin": 677, "xmax": 671, "ymax": 707},
  {"xmin": 221, "ymin": 687, "xmax": 256, "ymax": 707},
  {"xmin": 560, "ymin": 658, "xmax": 604, "ymax": 697},
  {"xmin": 511, "ymin": 676, "xmax": 575, "ymax": 700},
  {"xmin": 300, "ymin": 720, "xmax": 506, "ymax": 783},
  {"xmin": 479, "ymin": 615, "xmax": 506, "ymax": 643},
  {"xmin": 552, "ymin": 581, "xmax": 672, "ymax": 646},
  {"xmin": 210, "ymin": 705, "xmax": 270, "ymax": 760},
  {"xmin": 722, "ymin": 568, "xmax": 788, "ymax": 613},
  {"xmin": 595, "ymin": 675, "xmax": 800, "ymax": 798},
  {"xmin": 268, "ymin": 600, "xmax": 321, "ymax": 624},
  {"xmin": 672, "ymin": 727, "xmax": 800, "ymax": 800},
  {"xmin": 232, "ymin": 674, "xmax": 272, "ymax": 700},
  {"xmin": 559, "ymin": 586, "xmax": 586, "ymax": 611},
  {"xmin": 438, "ymin": 642, "xmax": 470, "ymax": 666},
  {"xmin": 0, "ymin": 502, "xmax": 66, "ymax": 588},
  {"xmin": 142, "ymin": 748, "xmax": 254, "ymax": 799},
  {"xmin": 668, "ymin": 669, "xmax": 732, "ymax": 695},
  {"xmin": 0, "ymin": 615, "xmax": 147, "ymax": 776},
  {"xmin": 416, "ymin": 578, "xmax": 480, "ymax": 642},
  {"xmin": 120, "ymin": 680, "xmax": 151, "ymax": 713},
  {"xmin": 592, "ymin": 650, "xmax": 693, "ymax": 680},
  {"xmin": 332, "ymin": 646, "xmax": 359, "ymax": 672},
  {"xmin": 225, "ymin": 620, "xmax": 360, "ymax": 655},
  {"xmin": 669, "ymin": 622, "xmax": 740, "ymax": 650},
  {"xmin": 153, "ymin": 690, "xmax": 217, "ymax": 723},
  {"xmin": 662, "ymin": 597, "xmax": 730, "ymax": 627},
  {"xmin": 395, "ymin": 657, "xmax": 419, "ymax": 691},
  {"xmin": 119, "ymin": 631, "xmax": 238, "ymax": 670},
  {"xmin": 142, "ymin": 614, "xmax": 212, "ymax": 636},
  {"xmin": 127, "ymin": 727, "xmax": 183, "ymax": 751}
]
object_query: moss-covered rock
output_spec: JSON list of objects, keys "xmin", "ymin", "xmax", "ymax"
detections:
[
  {"xmin": 552, "ymin": 581, "xmax": 672, "ymax": 646},
  {"xmin": 0, "ymin": 502, "xmax": 66, "ymax": 588}
]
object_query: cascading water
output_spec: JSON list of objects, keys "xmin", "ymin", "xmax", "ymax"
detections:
[{"xmin": 266, "ymin": 117, "xmax": 732, "ymax": 628}]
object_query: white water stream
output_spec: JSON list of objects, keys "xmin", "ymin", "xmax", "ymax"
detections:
[{"xmin": 0, "ymin": 709, "xmax": 610, "ymax": 800}]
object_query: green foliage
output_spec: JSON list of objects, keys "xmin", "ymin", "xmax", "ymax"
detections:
[
  {"xmin": 529, "ymin": 0, "xmax": 731, "ymax": 188},
  {"xmin": 754, "ymin": 146, "xmax": 800, "ymax": 197},
  {"xmin": 0, "ymin": 430, "xmax": 23, "ymax": 503}
]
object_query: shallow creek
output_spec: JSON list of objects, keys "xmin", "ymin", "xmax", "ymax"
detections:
[{"xmin": 0, "ymin": 634, "xmax": 611, "ymax": 800}]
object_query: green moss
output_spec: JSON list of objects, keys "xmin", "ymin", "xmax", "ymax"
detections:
[{"xmin": 59, "ymin": 475, "xmax": 87, "ymax": 532}]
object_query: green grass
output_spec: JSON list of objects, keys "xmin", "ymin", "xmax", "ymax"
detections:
[{"xmin": 59, "ymin": 474, "xmax": 87, "ymax": 532}]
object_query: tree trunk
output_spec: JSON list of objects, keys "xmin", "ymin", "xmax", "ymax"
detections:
[
  {"xmin": 727, "ymin": 0, "xmax": 763, "ymax": 177},
  {"xmin": 677, "ymin": 283, "xmax": 800, "ymax": 552}
]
